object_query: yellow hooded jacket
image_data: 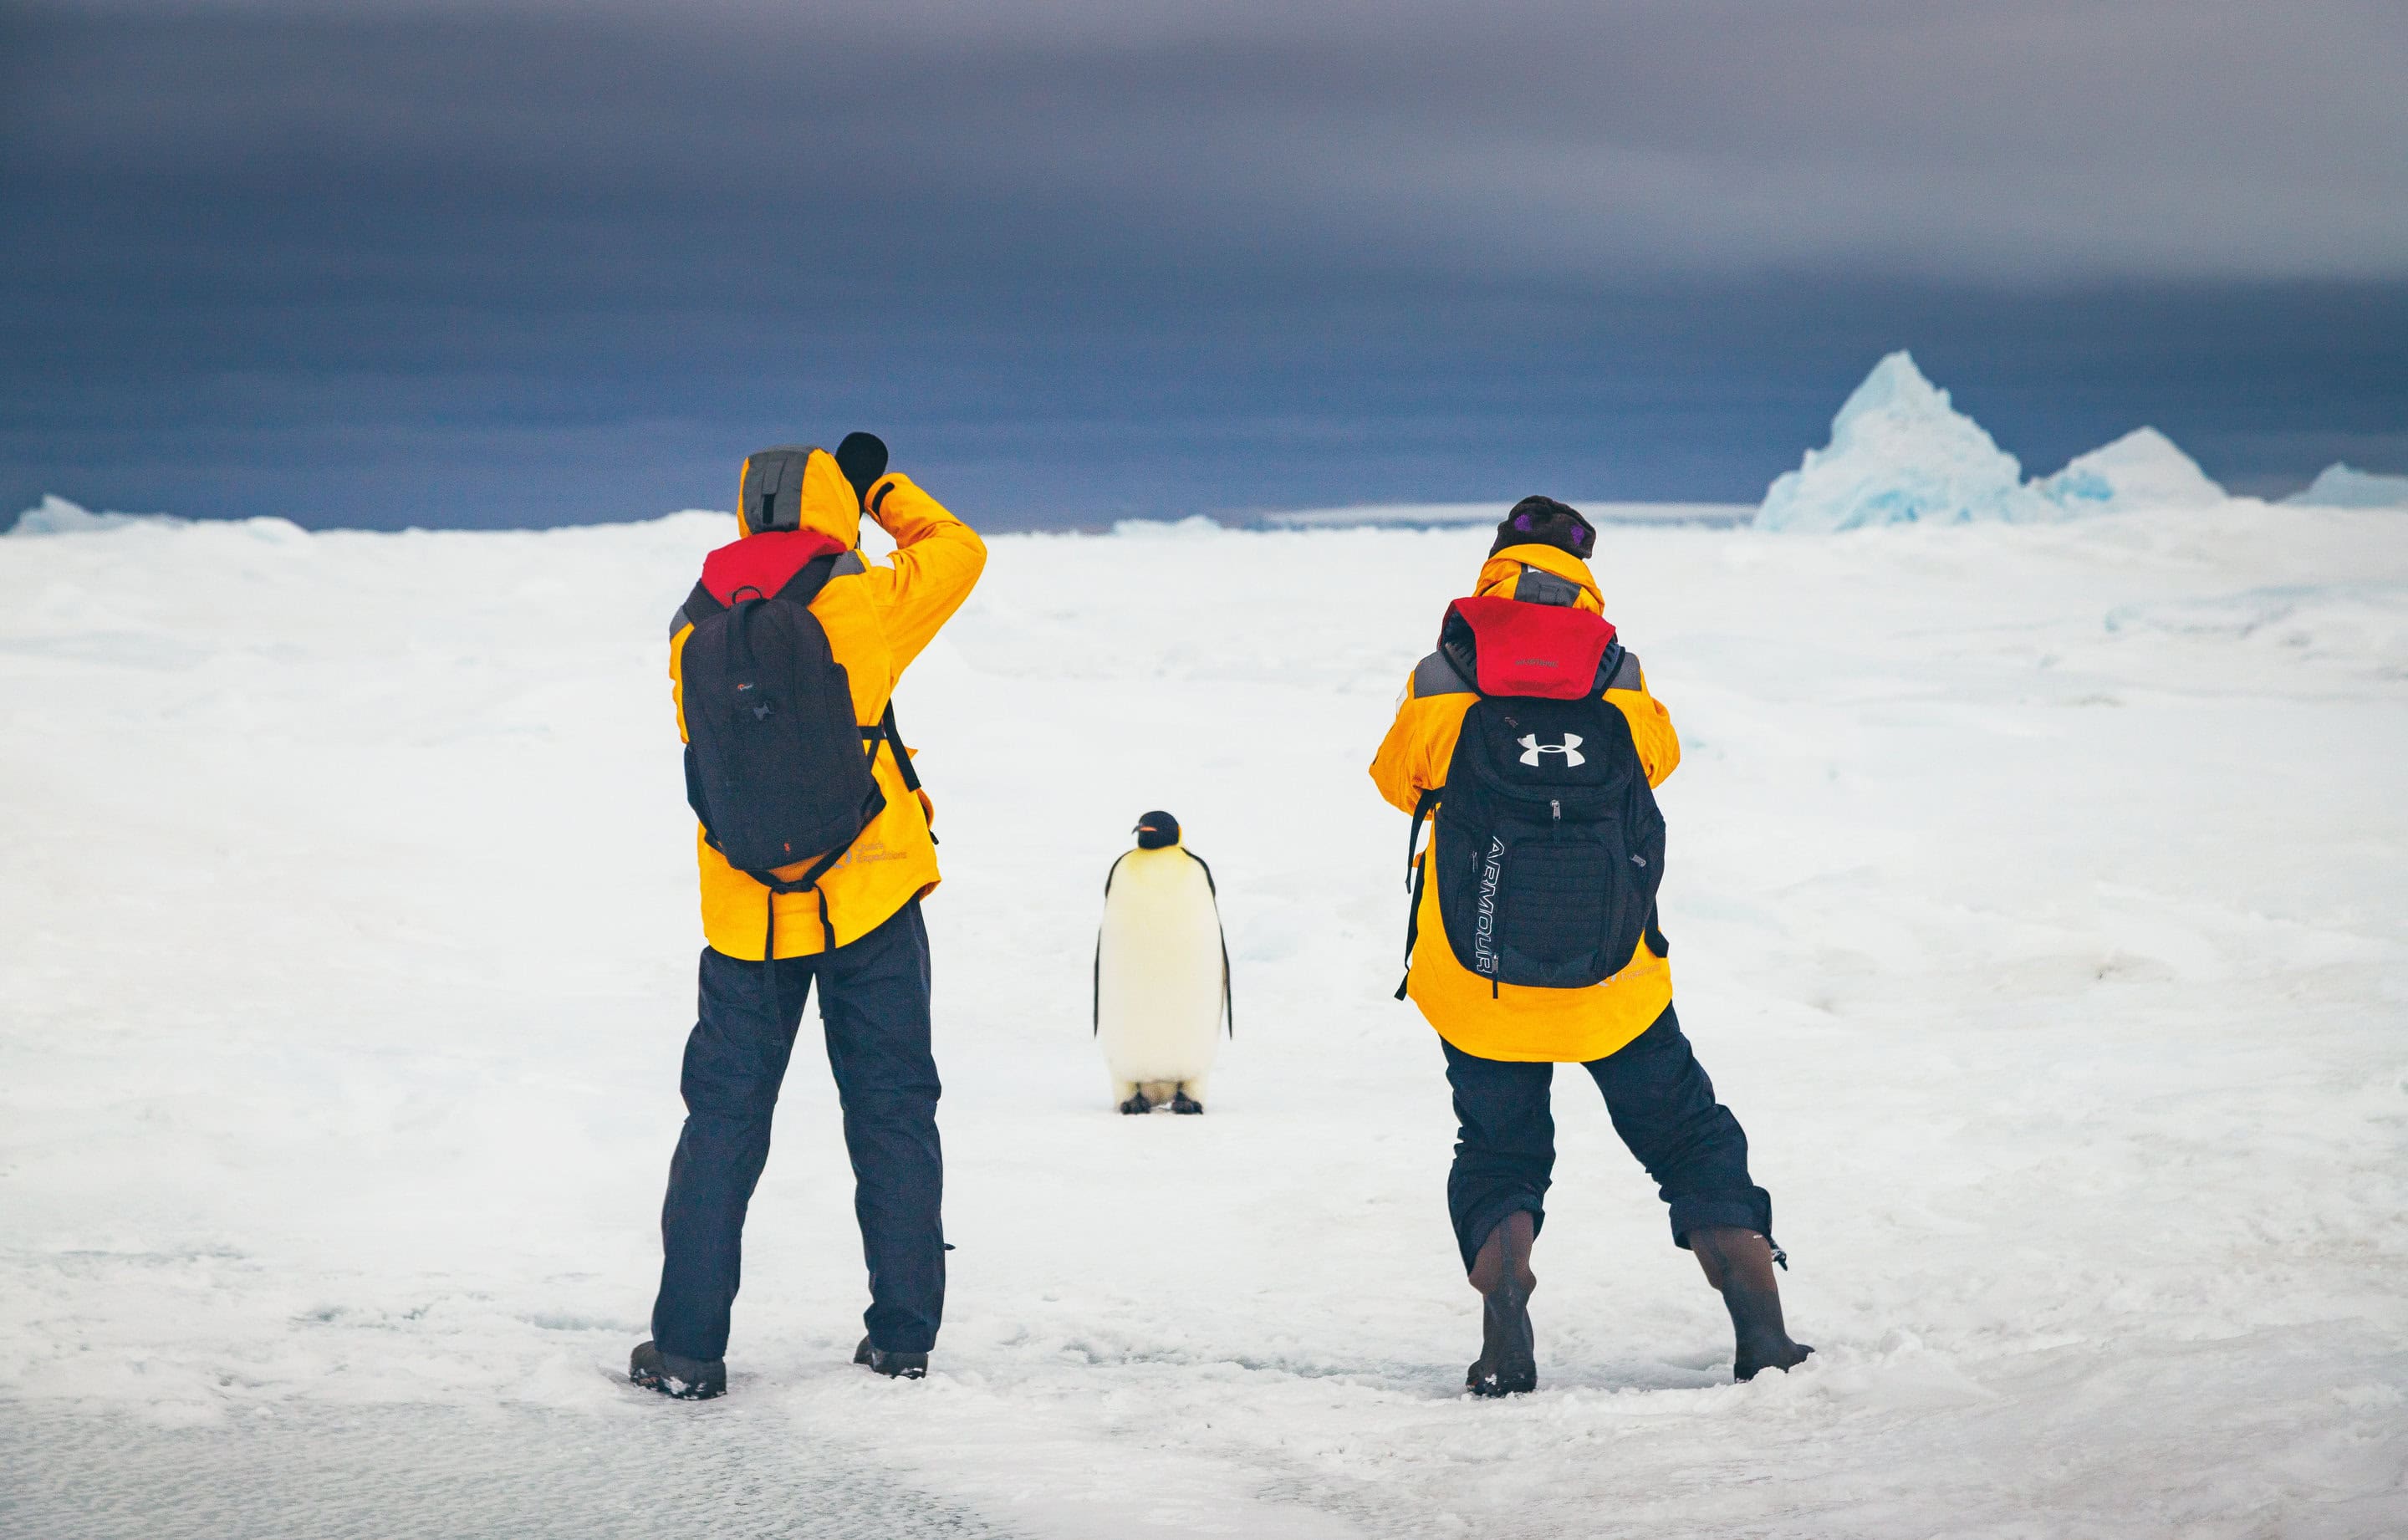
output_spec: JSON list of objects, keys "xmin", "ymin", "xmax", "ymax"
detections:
[
  {"xmin": 1369, "ymin": 543, "xmax": 1681, "ymax": 1063},
  {"xmin": 671, "ymin": 447, "xmax": 987, "ymax": 959}
]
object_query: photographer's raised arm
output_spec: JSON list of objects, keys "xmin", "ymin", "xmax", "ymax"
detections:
[{"xmin": 856, "ymin": 473, "xmax": 987, "ymax": 674}]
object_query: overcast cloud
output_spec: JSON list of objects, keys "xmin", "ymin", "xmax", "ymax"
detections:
[{"xmin": 3, "ymin": 0, "xmax": 2403, "ymax": 526}]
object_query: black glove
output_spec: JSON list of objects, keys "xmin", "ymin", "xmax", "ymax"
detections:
[{"xmin": 835, "ymin": 432, "xmax": 890, "ymax": 511}]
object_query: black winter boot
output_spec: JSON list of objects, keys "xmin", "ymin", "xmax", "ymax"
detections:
[
  {"xmin": 855, "ymin": 1336, "xmax": 929, "ymax": 1379},
  {"xmin": 630, "ymin": 1340, "xmax": 726, "ymax": 1400},
  {"xmin": 1689, "ymin": 1226, "xmax": 1813, "ymax": 1382},
  {"xmin": 1465, "ymin": 1210, "xmax": 1538, "ymax": 1397}
]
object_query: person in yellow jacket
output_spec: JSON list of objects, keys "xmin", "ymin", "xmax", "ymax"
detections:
[
  {"xmin": 633, "ymin": 435, "xmax": 984, "ymax": 1400},
  {"xmin": 1370, "ymin": 496, "xmax": 1809, "ymax": 1395}
]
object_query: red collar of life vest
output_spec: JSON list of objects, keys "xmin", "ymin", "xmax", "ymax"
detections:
[
  {"xmin": 1446, "ymin": 595, "xmax": 1618, "ymax": 698},
  {"xmin": 700, "ymin": 529, "xmax": 846, "ymax": 604}
]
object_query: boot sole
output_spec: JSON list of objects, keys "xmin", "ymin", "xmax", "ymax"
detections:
[{"xmin": 631, "ymin": 1369, "xmax": 724, "ymax": 1400}]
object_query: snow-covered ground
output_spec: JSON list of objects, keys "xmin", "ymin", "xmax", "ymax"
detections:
[{"xmin": 4, "ymin": 503, "xmax": 2405, "ymax": 1538}]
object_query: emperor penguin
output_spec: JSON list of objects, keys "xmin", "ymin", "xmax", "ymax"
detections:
[{"xmin": 1094, "ymin": 811, "xmax": 1232, "ymax": 1114}]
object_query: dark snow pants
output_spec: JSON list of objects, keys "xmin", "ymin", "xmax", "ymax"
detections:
[
  {"xmin": 1441, "ymin": 1005, "xmax": 1773, "ymax": 1272},
  {"xmin": 650, "ymin": 899, "xmax": 944, "ymax": 1361}
]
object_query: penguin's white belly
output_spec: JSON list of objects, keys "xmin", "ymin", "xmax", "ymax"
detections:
[{"xmin": 1096, "ymin": 859, "xmax": 1225, "ymax": 1084}]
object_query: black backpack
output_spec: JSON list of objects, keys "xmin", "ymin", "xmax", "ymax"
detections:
[
  {"xmin": 1399, "ymin": 598, "xmax": 1667, "ymax": 997},
  {"xmin": 679, "ymin": 553, "xmax": 920, "ymax": 961}
]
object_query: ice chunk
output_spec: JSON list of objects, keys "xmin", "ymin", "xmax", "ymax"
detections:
[
  {"xmin": 1113, "ymin": 514, "xmax": 1225, "ymax": 539},
  {"xmin": 2283, "ymin": 463, "xmax": 2408, "ymax": 509},
  {"xmin": 1756, "ymin": 352, "xmax": 2051, "ymax": 531},
  {"xmin": 2035, "ymin": 428, "xmax": 2227, "ymax": 514},
  {"xmin": 7, "ymin": 495, "xmax": 183, "ymax": 536},
  {"xmin": 7, "ymin": 496, "xmax": 312, "ymax": 541}
]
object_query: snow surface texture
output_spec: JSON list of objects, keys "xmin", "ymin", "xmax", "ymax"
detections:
[
  {"xmin": 4, "ymin": 505, "xmax": 2407, "ymax": 1538},
  {"xmin": 2287, "ymin": 464, "xmax": 2408, "ymax": 510},
  {"xmin": 1758, "ymin": 353, "xmax": 2247, "ymax": 531}
]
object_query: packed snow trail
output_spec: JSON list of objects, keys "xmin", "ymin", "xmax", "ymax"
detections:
[
  {"xmin": 8, "ymin": 1400, "xmax": 1032, "ymax": 1540},
  {"xmin": 3, "ymin": 507, "xmax": 2405, "ymax": 1537}
]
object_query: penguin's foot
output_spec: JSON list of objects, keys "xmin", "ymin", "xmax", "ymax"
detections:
[
  {"xmin": 1119, "ymin": 1090, "xmax": 1153, "ymax": 1114},
  {"xmin": 1169, "ymin": 1091, "xmax": 1204, "ymax": 1114}
]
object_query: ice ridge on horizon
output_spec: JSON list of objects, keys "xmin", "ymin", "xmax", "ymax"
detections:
[
  {"xmin": 2284, "ymin": 464, "xmax": 2408, "ymax": 509},
  {"xmin": 1757, "ymin": 352, "xmax": 2236, "ymax": 532}
]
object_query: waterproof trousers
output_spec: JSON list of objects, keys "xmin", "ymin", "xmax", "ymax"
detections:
[
  {"xmin": 650, "ymin": 899, "xmax": 944, "ymax": 1360},
  {"xmin": 1441, "ymin": 1005, "xmax": 1772, "ymax": 1272}
]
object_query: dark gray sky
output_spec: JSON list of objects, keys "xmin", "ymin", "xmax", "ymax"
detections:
[{"xmin": 4, "ymin": 0, "xmax": 2404, "ymax": 528}]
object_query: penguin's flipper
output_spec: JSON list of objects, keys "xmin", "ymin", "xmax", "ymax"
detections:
[
  {"xmin": 1093, "ymin": 849, "xmax": 1132, "ymax": 1038},
  {"xmin": 1219, "ymin": 920, "xmax": 1233, "ymax": 1038}
]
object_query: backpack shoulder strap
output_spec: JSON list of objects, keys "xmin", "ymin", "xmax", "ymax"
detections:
[
  {"xmin": 1411, "ymin": 650, "xmax": 1475, "ymax": 699},
  {"xmin": 673, "ymin": 546, "xmax": 840, "ymax": 634},
  {"xmin": 1438, "ymin": 609, "xmax": 1484, "ymax": 697},
  {"xmin": 849, "ymin": 700, "xmax": 935, "ymax": 843},
  {"xmin": 771, "ymin": 551, "xmax": 843, "ymax": 607},
  {"xmin": 875, "ymin": 701, "xmax": 922, "ymax": 793},
  {"xmin": 1395, "ymin": 784, "xmax": 1442, "ymax": 1001},
  {"xmin": 1594, "ymin": 640, "xmax": 1636, "ymax": 694},
  {"xmin": 1403, "ymin": 784, "xmax": 1441, "ymax": 889},
  {"xmin": 671, "ymin": 580, "xmax": 723, "ymax": 636}
]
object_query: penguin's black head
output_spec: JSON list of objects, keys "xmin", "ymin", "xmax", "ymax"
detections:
[{"xmin": 1133, "ymin": 811, "xmax": 1180, "ymax": 849}]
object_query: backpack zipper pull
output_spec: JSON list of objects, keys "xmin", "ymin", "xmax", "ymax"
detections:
[{"xmin": 1551, "ymin": 798, "xmax": 1561, "ymax": 823}]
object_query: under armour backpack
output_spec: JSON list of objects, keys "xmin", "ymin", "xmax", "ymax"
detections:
[
  {"xmin": 1403, "ymin": 594, "xmax": 1666, "ymax": 994},
  {"xmin": 679, "ymin": 553, "xmax": 885, "ymax": 903}
]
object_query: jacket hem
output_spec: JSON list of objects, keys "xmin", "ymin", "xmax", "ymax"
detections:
[{"xmin": 1416, "ymin": 979, "xmax": 1674, "ymax": 1064}]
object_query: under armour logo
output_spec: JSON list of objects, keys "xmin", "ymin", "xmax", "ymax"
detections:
[{"xmin": 1518, "ymin": 732, "xmax": 1585, "ymax": 767}]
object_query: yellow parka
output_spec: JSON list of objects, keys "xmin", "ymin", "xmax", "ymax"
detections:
[
  {"xmin": 1369, "ymin": 543, "xmax": 1681, "ymax": 1063},
  {"xmin": 671, "ymin": 447, "xmax": 986, "ymax": 959}
]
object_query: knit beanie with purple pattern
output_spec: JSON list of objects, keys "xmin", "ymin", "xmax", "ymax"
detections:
[{"xmin": 1489, "ymin": 496, "xmax": 1596, "ymax": 559}]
